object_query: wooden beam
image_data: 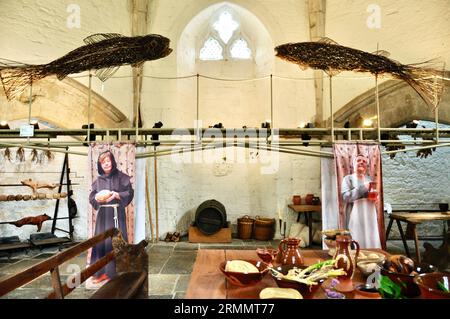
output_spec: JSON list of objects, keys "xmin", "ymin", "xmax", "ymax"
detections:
[
  {"xmin": 307, "ymin": 0, "xmax": 326, "ymax": 127},
  {"xmin": 50, "ymin": 267, "xmax": 64, "ymax": 299},
  {"xmin": 0, "ymin": 228, "xmax": 117, "ymax": 297},
  {"xmin": 131, "ymin": 0, "xmax": 149, "ymax": 128},
  {"xmin": 46, "ymin": 251, "xmax": 115, "ymax": 299}
]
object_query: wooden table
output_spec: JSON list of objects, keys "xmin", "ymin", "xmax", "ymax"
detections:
[
  {"xmin": 386, "ymin": 211, "xmax": 450, "ymax": 263},
  {"xmin": 185, "ymin": 249, "xmax": 387, "ymax": 299},
  {"xmin": 287, "ymin": 204, "xmax": 321, "ymax": 247}
]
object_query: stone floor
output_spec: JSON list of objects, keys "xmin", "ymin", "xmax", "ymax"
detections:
[{"xmin": 0, "ymin": 236, "xmax": 444, "ymax": 299}]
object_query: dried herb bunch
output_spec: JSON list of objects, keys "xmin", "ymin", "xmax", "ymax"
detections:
[
  {"xmin": 3, "ymin": 147, "xmax": 12, "ymax": 162},
  {"xmin": 30, "ymin": 149, "xmax": 39, "ymax": 163},
  {"xmin": 44, "ymin": 149, "xmax": 54, "ymax": 162},
  {"xmin": 15, "ymin": 147, "xmax": 25, "ymax": 162}
]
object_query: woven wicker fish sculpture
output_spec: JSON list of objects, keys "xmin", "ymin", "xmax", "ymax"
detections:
[
  {"xmin": 0, "ymin": 33, "xmax": 172, "ymax": 100},
  {"xmin": 275, "ymin": 38, "xmax": 444, "ymax": 109}
]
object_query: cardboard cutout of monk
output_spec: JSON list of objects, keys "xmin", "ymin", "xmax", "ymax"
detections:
[
  {"xmin": 87, "ymin": 143, "xmax": 136, "ymax": 284},
  {"xmin": 334, "ymin": 142, "xmax": 386, "ymax": 249}
]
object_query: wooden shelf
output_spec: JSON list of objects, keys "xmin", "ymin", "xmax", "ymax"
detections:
[
  {"xmin": 30, "ymin": 237, "xmax": 71, "ymax": 247},
  {"xmin": 0, "ymin": 242, "xmax": 32, "ymax": 251},
  {"xmin": 288, "ymin": 204, "xmax": 322, "ymax": 212}
]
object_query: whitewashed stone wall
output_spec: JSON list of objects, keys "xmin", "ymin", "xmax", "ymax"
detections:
[{"xmin": 382, "ymin": 121, "xmax": 450, "ymax": 238}]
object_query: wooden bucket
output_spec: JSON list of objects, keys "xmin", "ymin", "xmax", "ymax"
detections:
[
  {"xmin": 253, "ymin": 216, "xmax": 276, "ymax": 241},
  {"xmin": 237, "ymin": 215, "xmax": 254, "ymax": 239}
]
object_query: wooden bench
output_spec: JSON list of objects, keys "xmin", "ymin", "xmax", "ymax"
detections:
[{"xmin": 0, "ymin": 228, "xmax": 148, "ymax": 299}]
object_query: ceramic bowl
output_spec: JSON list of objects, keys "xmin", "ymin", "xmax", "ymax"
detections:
[
  {"xmin": 270, "ymin": 265, "xmax": 325, "ymax": 299},
  {"xmin": 381, "ymin": 261, "xmax": 437, "ymax": 297},
  {"xmin": 219, "ymin": 260, "xmax": 269, "ymax": 287},
  {"xmin": 354, "ymin": 284, "xmax": 381, "ymax": 299},
  {"xmin": 413, "ymin": 272, "xmax": 450, "ymax": 299},
  {"xmin": 357, "ymin": 260, "xmax": 383, "ymax": 278},
  {"xmin": 322, "ymin": 229, "xmax": 351, "ymax": 240},
  {"xmin": 256, "ymin": 248, "xmax": 278, "ymax": 264}
]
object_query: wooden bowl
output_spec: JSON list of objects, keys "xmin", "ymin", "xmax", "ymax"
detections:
[
  {"xmin": 270, "ymin": 265, "xmax": 324, "ymax": 299},
  {"xmin": 219, "ymin": 260, "xmax": 269, "ymax": 287},
  {"xmin": 414, "ymin": 272, "xmax": 450, "ymax": 299}
]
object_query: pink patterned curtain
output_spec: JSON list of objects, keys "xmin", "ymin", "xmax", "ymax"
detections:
[{"xmin": 333, "ymin": 142, "xmax": 386, "ymax": 249}]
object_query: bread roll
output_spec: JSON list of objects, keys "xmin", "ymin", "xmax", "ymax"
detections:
[{"xmin": 260, "ymin": 288, "xmax": 303, "ymax": 299}]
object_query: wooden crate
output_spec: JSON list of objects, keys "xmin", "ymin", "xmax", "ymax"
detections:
[{"xmin": 189, "ymin": 223, "xmax": 231, "ymax": 243}]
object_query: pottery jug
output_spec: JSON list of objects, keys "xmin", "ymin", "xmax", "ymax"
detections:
[
  {"xmin": 333, "ymin": 235, "xmax": 360, "ymax": 280},
  {"xmin": 292, "ymin": 195, "xmax": 301, "ymax": 205},
  {"xmin": 276, "ymin": 237, "xmax": 304, "ymax": 267}
]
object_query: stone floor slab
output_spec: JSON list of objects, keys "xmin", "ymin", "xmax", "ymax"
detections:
[
  {"xmin": 173, "ymin": 292, "xmax": 185, "ymax": 299},
  {"xmin": 1, "ymin": 259, "xmax": 42, "ymax": 274},
  {"xmin": 149, "ymin": 253, "xmax": 171, "ymax": 274},
  {"xmin": 175, "ymin": 274, "xmax": 191, "ymax": 292},
  {"xmin": 160, "ymin": 252, "xmax": 196, "ymax": 274},
  {"xmin": 0, "ymin": 288, "xmax": 53, "ymax": 299},
  {"xmin": 148, "ymin": 294, "xmax": 174, "ymax": 299},
  {"xmin": 148, "ymin": 274, "xmax": 179, "ymax": 295}
]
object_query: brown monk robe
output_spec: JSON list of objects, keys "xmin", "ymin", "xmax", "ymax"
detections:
[{"xmin": 9, "ymin": 214, "xmax": 51, "ymax": 232}]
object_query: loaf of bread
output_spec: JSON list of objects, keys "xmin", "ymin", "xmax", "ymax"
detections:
[
  {"xmin": 95, "ymin": 190, "xmax": 112, "ymax": 201},
  {"xmin": 225, "ymin": 260, "xmax": 259, "ymax": 273}
]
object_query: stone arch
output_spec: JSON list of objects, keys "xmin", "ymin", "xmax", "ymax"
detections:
[
  {"xmin": 333, "ymin": 76, "xmax": 450, "ymax": 128},
  {"xmin": 0, "ymin": 77, "xmax": 131, "ymax": 129}
]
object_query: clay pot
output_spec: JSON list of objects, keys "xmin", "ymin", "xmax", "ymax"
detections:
[
  {"xmin": 292, "ymin": 195, "xmax": 301, "ymax": 205},
  {"xmin": 305, "ymin": 194, "xmax": 314, "ymax": 205}
]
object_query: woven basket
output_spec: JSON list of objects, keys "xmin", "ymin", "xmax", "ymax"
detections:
[
  {"xmin": 237, "ymin": 215, "xmax": 254, "ymax": 239},
  {"xmin": 253, "ymin": 216, "xmax": 276, "ymax": 241}
]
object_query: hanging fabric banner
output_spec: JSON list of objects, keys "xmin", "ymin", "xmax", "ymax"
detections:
[
  {"xmin": 87, "ymin": 142, "xmax": 136, "ymax": 284},
  {"xmin": 333, "ymin": 142, "xmax": 386, "ymax": 249}
]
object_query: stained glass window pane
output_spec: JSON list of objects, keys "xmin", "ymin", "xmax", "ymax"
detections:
[
  {"xmin": 230, "ymin": 38, "xmax": 252, "ymax": 59},
  {"xmin": 213, "ymin": 11, "xmax": 239, "ymax": 44},
  {"xmin": 199, "ymin": 37, "xmax": 223, "ymax": 60}
]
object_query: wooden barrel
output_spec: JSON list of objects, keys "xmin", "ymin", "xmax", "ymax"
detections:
[
  {"xmin": 195, "ymin": 199, "xmax": 227, "ymax": 235},
  {"xmin": 253, "ymin": 216, "xmax": 276, "ymax": 240},
  {"xmin": 237, "ymin": 215, "xmax": 254, "ymax": 239}
]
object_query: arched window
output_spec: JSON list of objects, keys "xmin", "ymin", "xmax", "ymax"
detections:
[{"xmin": 199, "ymin": 8, "xmax": 252, "ymax": 61}]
